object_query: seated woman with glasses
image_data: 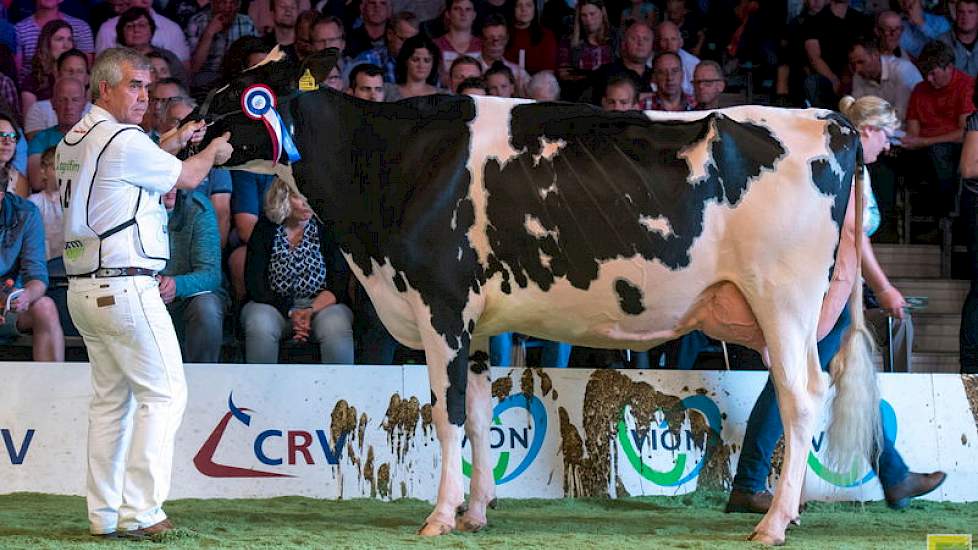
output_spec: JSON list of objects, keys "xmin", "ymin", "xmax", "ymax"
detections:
[
  {"xmin": 116, "ymin": 7, "xmax": 186, "ymax": 83},
  {"xmin": 240, "ymin": 177, "xmax": 355, "ymax": 364},
  {"xmin": 0, "ymin": 112, "xmax": 28, "ymax": 197}
]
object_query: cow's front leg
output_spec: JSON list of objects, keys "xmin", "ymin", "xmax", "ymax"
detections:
[
  {"xmin": 458, "ymin": 338, "xmax": 494, "ymax": 532},
  {"xmin": 418, "ymin": 330, "xmax": 469, "ymax": 537}
]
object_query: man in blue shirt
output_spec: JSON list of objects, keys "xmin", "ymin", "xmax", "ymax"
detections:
[
  {"xmin": 898, "ymin": 0, "xmax": 951, "ymax": 57},
  {"xmin": 0, "ymin": 165, "xmax": 63, "ymax": 361}
]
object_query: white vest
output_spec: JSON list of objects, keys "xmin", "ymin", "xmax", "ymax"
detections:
[{"xmin": 57, "ymin": 110, "xmax": 171, "ymax": 275}]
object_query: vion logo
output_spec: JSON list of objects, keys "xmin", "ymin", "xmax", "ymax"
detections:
[
  {"xmin": 808, "ymin": 399, "xmax": 898, "ymax": 487},
  {"xmin": 194, "ymin": 394, "xmax": 349, "ymax": 478},
  {"xmin": 617, "ymin": 395, "xmax": 723, "ymax": 486},
  {"xmin": 461, "ymin": 394, "xmax": 547, "ymax": 484},
  {"xmin": 2, "ymin": 428, "xmax": 34, "ymax": 465}
]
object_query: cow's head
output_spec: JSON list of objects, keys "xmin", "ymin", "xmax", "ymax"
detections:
[{"xmin": 188, "ymin": 47, "xmax": 340, "ymax": 168}]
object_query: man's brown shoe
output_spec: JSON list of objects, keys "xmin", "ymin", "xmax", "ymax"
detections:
[
  {"xmin": 725, "ymin": 490, "xmax": 773, "ymax": 514},
  {"xmin": 884, "ymin": 471, "xmax": 947, "ymax": 510},
  {"xmin": 119, "ymin": 519, "xmax": 175, "ymax": 541}
]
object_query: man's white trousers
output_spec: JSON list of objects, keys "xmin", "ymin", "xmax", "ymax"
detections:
[{"xmin": 68, "ymin": 275, "xmax": 186, "ymax": 534}]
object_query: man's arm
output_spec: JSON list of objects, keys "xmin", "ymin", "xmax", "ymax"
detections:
[
  {"xmin": 175, "ymin": 133, "xmax": 233, "ymax": 190},
  {"xmin": 27, "ymin": 152, "xmax": 42, "ymax": 192},
  {"xmin": 804, "ymin": 38, "xmax": 840, "ymax": 92},
  {"xmin": 902, "ymin": 116, "xmax": 967, "ymax": 148},
  {"xmin": 11, "ymin": 206, "xmax": 49, "ymax": 309}
]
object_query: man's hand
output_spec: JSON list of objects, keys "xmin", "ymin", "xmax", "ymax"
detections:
[
  {"xmin": 899, "ymin": 134, "xmax": 927, "ymax": 149},
  {"xmin": 290, "ymin": 308, "xmax": 312, "ymax": 342},
  {"xmin": 208, "ymin": 132, "xmax": 234, "ymax": 165},
  {"xmin": 158, "ymin": 276, "xmax": 177, "ymax": 304},
  {"xmin": 205, "ymin": 12, "xmax": 228, "ymax": 37},
  {"xmin": 877, "ymin": 286, "xmax": 907, "ymax": 320},
  {"xmin": 8, "ymin": 290, "xmax": 30, "ymax": 314}
]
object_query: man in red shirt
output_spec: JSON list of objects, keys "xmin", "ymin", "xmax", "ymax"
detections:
[{"xmin": 905, "ymin": 40, "xmax": 976, "ymax": 215}]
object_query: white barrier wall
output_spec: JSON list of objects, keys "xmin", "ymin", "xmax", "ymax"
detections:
[{"xmin": 2, "ymin": 364, "xmax": 977, "ymax": 503}]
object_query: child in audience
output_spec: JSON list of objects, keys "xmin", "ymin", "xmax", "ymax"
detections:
[{"xmin": 28, "ymin": 147, "xmax": 64, "ymax": 262}]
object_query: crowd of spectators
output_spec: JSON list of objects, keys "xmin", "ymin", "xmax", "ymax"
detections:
[{"xmin": 0, "ymin": 0, "xmax": 973, "ymax": 369}]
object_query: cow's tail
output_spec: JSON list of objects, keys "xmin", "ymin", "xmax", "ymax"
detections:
[{"xmin": 825, "ymin": 145, "xmax": 883, "ymax": 479}]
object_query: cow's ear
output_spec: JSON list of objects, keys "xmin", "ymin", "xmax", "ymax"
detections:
[{"xmin": 300, "ymin": 48, "xmax": 341, "ymax": 86}]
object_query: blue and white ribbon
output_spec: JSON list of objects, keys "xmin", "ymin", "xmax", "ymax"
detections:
[{"xmin": 241, "ymin": 84, "xmax": 301, "ymax": 164}]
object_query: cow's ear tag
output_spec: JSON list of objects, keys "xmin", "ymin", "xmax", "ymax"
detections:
[{"xmin": 299, "ymin": 69, "xmax": 318, "ymax": 92}]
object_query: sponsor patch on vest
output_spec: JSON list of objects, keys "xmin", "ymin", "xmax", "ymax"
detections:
[{"xmin": 64, "ymin": 240, "xmax": 84, "ymax": 261}]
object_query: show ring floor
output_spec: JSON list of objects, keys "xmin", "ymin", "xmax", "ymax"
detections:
[{"xmin": 0, "ymin": 492, "xmax": 975, "ymax": 549}]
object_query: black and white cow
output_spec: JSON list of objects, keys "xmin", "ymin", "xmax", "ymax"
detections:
[{"xmin": 194, "ymin": 48, "xmax": 877, "ymax": 545}]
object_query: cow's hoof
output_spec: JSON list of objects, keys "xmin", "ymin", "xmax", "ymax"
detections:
[
  {"xmin": 456, "ymin": 517, "xmax": 487, "ymax": 533},
  {"xmin": 747, "ymin": 531, "xmax": 785, "ymax": 546},
  {"xmin": 455, "ymin": 503, "xmax": 467, "ymax": 516},
  {"xmin": 789, "ymin": 516, "xmax": 801, "ymax": 527},
  {"xmin": 417, "ymin": 520, "xmax": 454, "ymax": 537},
  {"xmin": 488, "ymin": 498, "xmax": 498, "ymax": 510}
]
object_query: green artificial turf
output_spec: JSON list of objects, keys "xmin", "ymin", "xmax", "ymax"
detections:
[{"xmin": 0, "ymin": 492, "xmax": 975, "ymax": 549}]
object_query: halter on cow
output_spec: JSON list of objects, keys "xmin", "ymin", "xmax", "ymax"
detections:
[{"xmin": 191, "ymin": 47, "xmax": 877, "ymax": 545}]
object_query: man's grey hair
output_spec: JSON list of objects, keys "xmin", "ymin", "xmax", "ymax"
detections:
[
  {"xmin": 527, "ymin": 70, "xmax": 560, "ymax": 101},
  {"xmin": 90, "ymin": 47, "xmax": 152, "ymax": 102}
]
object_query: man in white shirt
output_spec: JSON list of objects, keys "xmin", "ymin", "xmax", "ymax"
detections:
[
  {"xmin": 94, "ymin": 0, "xmax": 190, "ymax": 61},
  {"xmin": 849, "ymin": 37, "xmax": 923, "ymax": 121},
  {"xmin": 654, "ymin": 20, "xmax": 699, "ymax": 97},
  {"xmin": 58, "ymin": 47, "xmax": 231, "ymax": 541}
]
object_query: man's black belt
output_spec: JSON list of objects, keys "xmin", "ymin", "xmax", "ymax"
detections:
[{"xmin": 70, "ymin": 267, "xmax": 159, "ymax": 279}]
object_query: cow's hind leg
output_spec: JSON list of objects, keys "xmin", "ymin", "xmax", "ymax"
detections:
[
  {"xmin": 458, "ymin": 337, "xmax": 494, "ymax": 532},
  {"xmin": 418, "ymin": 326, "xmax": 469, "ymax": 537},
  {"xmin": 750, "ymin": 326, "xmax": 825, "ymax": 545}
]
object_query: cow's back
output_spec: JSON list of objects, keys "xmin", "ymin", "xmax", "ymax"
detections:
[{"xmin": 462, "ymin": 100, "xmax": 858, "ymax": 348}]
